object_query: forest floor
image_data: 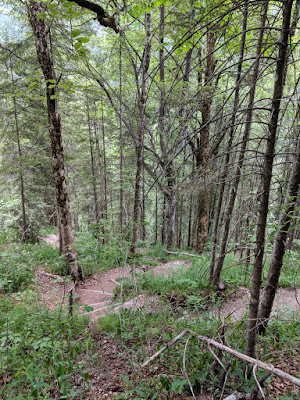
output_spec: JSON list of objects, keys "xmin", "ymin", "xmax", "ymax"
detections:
[{"xmin": 38, "ymin": 234, "xmax": 299, "ymax": 400}]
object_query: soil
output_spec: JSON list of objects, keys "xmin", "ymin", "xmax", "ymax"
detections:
[{"xmin": 37, "ymin": 235, "xmax": 299, "ymax": 400}]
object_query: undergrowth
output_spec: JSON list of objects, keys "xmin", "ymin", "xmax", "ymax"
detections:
[
  {"xmin": 0, "ymin": 293, "xmax": 91, "ymax": 400},
  {"xmin": 97, "ymin": 307, "xmax": 299, "ymax": 399}
]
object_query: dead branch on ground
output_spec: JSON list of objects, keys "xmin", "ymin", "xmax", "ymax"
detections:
[{"xmin": 140, "ymin": 329, "xmax": 300, "ymax": 388}]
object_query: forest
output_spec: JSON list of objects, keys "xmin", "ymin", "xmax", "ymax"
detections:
[{"xmin": 0, "ymin": 0, "xmax": 299, "ymax": 398}]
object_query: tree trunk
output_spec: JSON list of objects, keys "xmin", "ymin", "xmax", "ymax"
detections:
[
  {"xmin": 285, "ymin": 206, "xmax": 299, "ymax": 250},
  {"xmin": 195, "ymin": 30, "xmax": 215, "ymax": 253},
  {"xmin": 187, "ymin": 192, "xmax": 193, "ymax": 248},
  {"xmin": 141, "ymin": 173, "xmax": 146, "ymax": 240},
  {"xmin": 258, "ymin": 137, "xmax": 300, "ymax": 334},
  {"xmin": 212, "ymin": 1, "xmax": 268, "ymax": 287},
  {"xmin": 101, "ymin": 102, "xmax": 108, "ymax": 220},
  {"xmin": 130, "ymin": 11, "xmax": 152, "ymax": 256},
  {"xmin": 9, "ymin": 58, "xmax": 28, "ymax": 241},
  {"xmin": 163, "ymin": 169, "xmax": 176, "ymax": 249},
  {"xmin": 155, "ymin": 186, "xmax": 158, "ymax": 243},
  {"xmin": 119, "ymin": 35, "xmax": 124, "ymax": 232},
  {"xmin": 177, "ymin": 195, "xmax": 183, "ymax": 248},
  {"xmin": 13, "ymin": 88, "xmax": 28, "ymax": 241},
  {"xmin": 246, "ymin": 0, "xmax": 294, "ymax": 357},
  {"xmin": 28, "ymin": 1, "xmax": 83, "ymax": 283},
  {"xmin": 93, "ymin": 114, "xmax": 106, "ymax": 223},
  {"xmin": 87, "ymin": 101, "xmax": 99, "ymax": 223},
  {"xmin": 210, "ymin": 1, "xmax": 249, "ymax": 281}
]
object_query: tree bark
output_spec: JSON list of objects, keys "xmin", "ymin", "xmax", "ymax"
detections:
[
  {"xmin": 258, "ymin": 137, "xmax": 300, "ymax": 333},
  {"xmin": 28, "ymin": 1, "xmax": 83, "ymax": 283},
  {"xmin": 246, "ymin": 0, "xmax": 294, "ymax": 357}
]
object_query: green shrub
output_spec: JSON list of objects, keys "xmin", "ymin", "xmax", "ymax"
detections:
[{"xmin": 0, "ymin": 295, "xmax": 90, "ymax": 400}]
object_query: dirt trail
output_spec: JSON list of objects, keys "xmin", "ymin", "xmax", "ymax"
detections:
[
  {"xmin": 210, "ymin": 286, "xmax": 300, "ymax": 321},
  {"xmin": 38, "ymin": 235, "xmax": 299, "ymax": 322},
  {"xmin": 37, "ymin": 235, "xmax": 192, "ymax": 320}
]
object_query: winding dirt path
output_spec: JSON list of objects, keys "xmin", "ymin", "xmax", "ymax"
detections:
[{"xmin": 38, "ymin": 235, "xmax": 299, "ymax": 322}]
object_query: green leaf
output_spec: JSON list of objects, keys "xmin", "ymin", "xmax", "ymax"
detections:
[
  {"xmin": 74, "ymin": 41, "xmax": 82, "ymax": 49},
  {"xmin": 71, "ymin": 29, "xmax": 81, "ymax": 38},
  {"xmin": 77, "ymin": 36, "xmax": 89, "ymax": 43},
  {"xmin": 83, "ymin": 305, "xmax": 94, "ymax": 312},
  {"xmin": 38, "ymin": 13, "xmax": 47, "ymax": 18}
]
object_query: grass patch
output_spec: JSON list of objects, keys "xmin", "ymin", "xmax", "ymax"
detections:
[{"xmin": 0, "ymin": 292, "xmax": 91, "ymax": 400}]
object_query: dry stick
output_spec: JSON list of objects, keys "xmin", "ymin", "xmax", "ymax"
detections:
[
  {"xmin": 140, "ymin": 329, "xmax": 300, "ymax": 388},
  {"xmin": 253, "ymin": 364, "xmax": 266, "ymax": 400},
  {"xmin": 141, "ymin": 330, "xmax": 190, "ymax": 368},
  {"xmin": 183, "ymin": 335, "xmax": 196, "ymax": 400}
]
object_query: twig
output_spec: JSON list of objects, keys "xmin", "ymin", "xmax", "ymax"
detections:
[
  {"xmin": 182, "ymin": 335, "xmax": 196, "ymax": 400},
  {"xmin": 140, "ymin": 329, "xmax": 300, "ymax": 387},
  {"xmin": 208, "ymin": 343, "xmax": 225, "ymax": 370},
  {"xmin": 39, "ymin": 271, "xmax": 64, "ymax": 281},
  {"xmin": 140, "ymin": 330, "xmax": 190, "ymax": 368},
  {"xmin": 253, "ymin": 364, "xmax": 266, "ymax": 400}
]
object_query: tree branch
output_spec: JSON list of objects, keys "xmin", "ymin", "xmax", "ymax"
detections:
[{"xmin": 69, "ymin": 0, "xmax": 119, "ymax": 33}]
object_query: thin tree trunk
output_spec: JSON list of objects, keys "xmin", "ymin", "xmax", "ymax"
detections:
[
  {"xmin": 9, "ymin": 58, "xmax": 28, "ymax": 240},
  {"xmin": 13, "ymin": 88, "xmax": 28, "ymax": 241},
  {"xmin": 177, "ymin": 195, "xmax": 183, "ymax": 248},
  {"xmin": 195, "ymin": 30, "xmax": 216, "ymax": 253},
  {"xmin": 130, "ymin": 11, "xmax": 152, "ymax": 256},
  {"xmin": 28, "ymin": 1, "xmax": 83, "ymax": 283},
  {"xmin": 155, "ymin": 186, "xmax": 158, "ymax": 243},
  {"xmin": 101, "ymin": 102, "xmax": 108, "ymax": 218},
  {"xmin": 93, "ymin": 112, "xmax": 106, "ymax": 222},
  {"xmin": 187, "ymin": 193, "xmax": 193, "ymax": 248},
  {"xmin": 141, "ymin": 173, "xmax": 146, "ymax": 240},
  {"xmin": 258, "ymin": 137, "xmax": 300, "ymax": 333},
  {"xmin": 246, "ymin": 0, "xmax": 294, "ymax": 357},
  {"xmin": 161, "ymin": 195, "xmax": 166, "ymax": 244},
  {"xmin": 210, "ymin": 1, "xmax": 248, "ymax": 278},
  {"xmin": 87, "ymin": 101, "xmax": 99, "ymax": 223},
  {"xmin": 72, "ymin": 180, "xmax": 80, "ymax": 232},
  {"xmin": 158, "ymin": 3, "xmax": 176, "ymax": 249},
  {"xmin": 212, "ymin": 1, "xmax": 268, "ymax": 287},
  {"xmin": 285, "ymin": 206, "xmax": 299, "ymax": 250},
  {"xmin": 119, "ymin": 34, "xmax": 124, "ymax": 231}
]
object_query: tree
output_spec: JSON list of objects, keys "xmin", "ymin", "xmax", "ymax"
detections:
[
  {"xmin": 258, "ymin": 135, "xmax": 300, "ymax": 333},
  {"xmin": 28, "ymin": 1, "xmax": 84, "ymax": 283},
  {"xmin": 246, "ymin": 0, "xmax": 294, "ymax": 357},
  {"xmin": 130, "ymin": 10, "xmax": 152, "ymax": 257}
]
